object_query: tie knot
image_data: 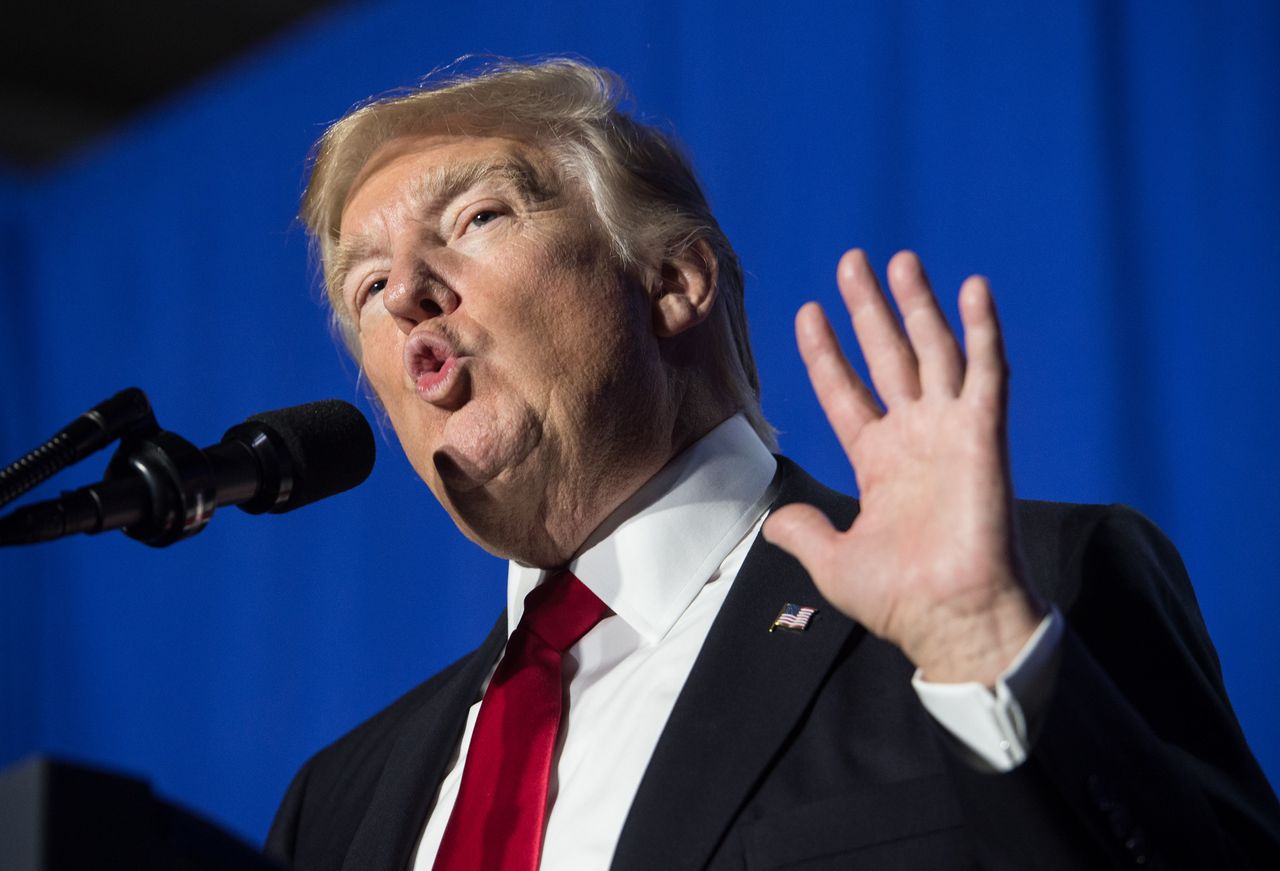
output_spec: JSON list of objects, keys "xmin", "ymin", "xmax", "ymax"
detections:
[{"xmin": 517, "ymin": 570, "xmax": 609, "ymax": 653}]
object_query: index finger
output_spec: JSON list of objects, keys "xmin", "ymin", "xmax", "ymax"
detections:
[{"xmin": 795, "ymin": 301, "xmax": 882, "ymax": 459}]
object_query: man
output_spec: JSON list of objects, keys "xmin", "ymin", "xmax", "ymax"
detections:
[{"xmin": 265, "ymin": 59, "xmax": 1280, "ymax": 870}]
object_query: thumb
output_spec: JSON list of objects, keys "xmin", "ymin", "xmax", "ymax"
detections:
[{"xmin": 763, "ymin": 503, "xmax": 841, "ymax": 580}]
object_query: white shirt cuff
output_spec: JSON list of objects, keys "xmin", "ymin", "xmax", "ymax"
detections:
[{"xmin": 910, "ymin": 607, "xmax": 1065, "ymax": 771}]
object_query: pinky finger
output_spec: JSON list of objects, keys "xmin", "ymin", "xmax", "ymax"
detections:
[{"xmin": 958, "ymin": 276, "xmax": 1009, "ymax": 413}]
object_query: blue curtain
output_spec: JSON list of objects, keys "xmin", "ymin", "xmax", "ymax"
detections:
[{"xmin": 2, "ymin": 0, "xmax": 1277, "ymax": 844}]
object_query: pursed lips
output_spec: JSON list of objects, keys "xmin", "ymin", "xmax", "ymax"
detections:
[{"xmin": 404, "ymin": 330, "xmax": 467, "ymax": 406}]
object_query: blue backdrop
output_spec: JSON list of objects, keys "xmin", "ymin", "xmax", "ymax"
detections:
[{"xmin": 2, "ymin": 0, "xmax": 1277, "ymax": 846}]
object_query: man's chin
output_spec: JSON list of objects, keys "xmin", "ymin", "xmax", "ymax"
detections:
[
  {"xmin": 424, "ymin": 399, "xmax": 544, "ymax": 494},
  {"xmin": 431, "ymin": 448, "xmax": 498, "ymax": 494}
]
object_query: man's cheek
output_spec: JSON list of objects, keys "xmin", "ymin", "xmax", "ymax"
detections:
[{"xmin": 360, "ymin": 334, "xmax": 406, "ymax": 388}]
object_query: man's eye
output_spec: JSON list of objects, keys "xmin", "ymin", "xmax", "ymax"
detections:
[
  {"xmin": 360, "ymin": 278, "xmax": 386, "ymax": 306},
  {"xmin": 469, "ymin": 210, "xmax": 499, "ymax": 229}
]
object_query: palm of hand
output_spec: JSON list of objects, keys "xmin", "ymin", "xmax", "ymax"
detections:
[{"xmin": 764, "ymin": 250, "xmax": 1042, "ymax": 685}]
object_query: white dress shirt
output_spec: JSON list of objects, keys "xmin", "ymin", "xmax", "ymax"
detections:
[{"xmin": 413, "ymin": 415, "xmax": 1060, "ymax": 870}]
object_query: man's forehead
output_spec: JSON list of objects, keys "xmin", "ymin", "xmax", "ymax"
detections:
[
  {"xmin": 329, "ymin": 132, "xmax": 566, "ymax": 305},
  {"xmin": 341, "ymin": 133, "xmax": 557, "ymax": 226}
]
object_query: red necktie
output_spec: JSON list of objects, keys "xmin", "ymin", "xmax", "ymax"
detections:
[{"xmin": 433, "ymin": 570, "xmax": 609, "ymax": 871}]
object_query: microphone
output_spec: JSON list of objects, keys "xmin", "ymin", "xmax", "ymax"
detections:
[
  {"xmin": 0, "ymin": 387, "xmax": 155, "ymax": 509},
  {"xmin": 0, "ymin": 400, "xmax": 375, "ymax": 547}
]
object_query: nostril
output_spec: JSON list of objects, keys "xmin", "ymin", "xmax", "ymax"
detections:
[{"xmin": 387, "ymin": 258, "xmax": 455, "ymax": 321}]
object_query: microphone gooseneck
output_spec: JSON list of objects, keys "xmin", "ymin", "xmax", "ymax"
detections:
[{"xmin": 0, "ymin": 387, "xmax": 154, "ymax": 510}]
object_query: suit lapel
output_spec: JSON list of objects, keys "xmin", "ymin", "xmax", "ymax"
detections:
[
  {"xmin": 612, "ymin": 459, "xmax": 863, "ymax": 871},
  {"xmin": 341, "ymin": 615, "xmax": 508, "ymax": 871}
]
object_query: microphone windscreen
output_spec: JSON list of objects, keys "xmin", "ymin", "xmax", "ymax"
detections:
[{"xmin": 244, "ymin": 400, "xmax": 376, "ymax": 512}]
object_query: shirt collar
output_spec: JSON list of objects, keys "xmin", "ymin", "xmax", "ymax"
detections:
[{"xmin": 506, "ymin": 414, "xmax": 778, "ymax": 642}]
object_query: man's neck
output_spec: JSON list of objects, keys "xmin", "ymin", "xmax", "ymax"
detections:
[
  {"xmin": 505, "ymin": 414, "xmax": 778, "ymax": 640},
  {"xmin": 508, "ymin": 407, "xmax": 737, "ymax": 569}
]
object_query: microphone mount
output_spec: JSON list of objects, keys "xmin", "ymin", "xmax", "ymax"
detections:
[{"xmin": 0, "ymin": 395, "xmax": 372, "ymax": 548}]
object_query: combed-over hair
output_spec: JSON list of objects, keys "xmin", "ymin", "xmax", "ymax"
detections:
[{"xmin": 301, "ymin": 58, "xmax": 775, "ymax": 449}]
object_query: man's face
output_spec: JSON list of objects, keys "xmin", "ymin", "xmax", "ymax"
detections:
[{"xmin": 336, "ymin": 134, "xmax": 672, "ymax": 562}]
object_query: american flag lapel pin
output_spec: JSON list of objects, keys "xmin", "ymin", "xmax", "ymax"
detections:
[{"xmin": 770, "ymin": 603, "xmax": 817, "ymax": 632}]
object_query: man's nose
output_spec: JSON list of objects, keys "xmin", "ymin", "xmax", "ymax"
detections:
[{"xmin": 382, "ymin": 257, "xmax": 459, "ymax": 333}]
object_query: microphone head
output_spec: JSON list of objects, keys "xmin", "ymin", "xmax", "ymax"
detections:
[{"xmin": 232, "ymin": 400, "xmax": 376, "ymax": 513}]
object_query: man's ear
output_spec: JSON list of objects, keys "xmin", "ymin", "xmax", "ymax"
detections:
[{"xmin": 652, "ymin": 239, "xmax": 718, "ymax": 338}]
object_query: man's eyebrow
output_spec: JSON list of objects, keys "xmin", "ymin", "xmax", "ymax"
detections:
[
  {"xmin": 329, "ymin": 154, "xmax": 557, "ymax": 301},
  {"xmin": 409, "ymin": 154, "xmax": 558, "ymax": 211},
  {"xmin": 329, "ymin": 235, "xmax": 381, "ymax": 307}
]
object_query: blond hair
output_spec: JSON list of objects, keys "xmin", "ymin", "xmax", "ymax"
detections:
[{"xmin": 301, "ymin": 58, "xmax": 775, "ymax": 449}]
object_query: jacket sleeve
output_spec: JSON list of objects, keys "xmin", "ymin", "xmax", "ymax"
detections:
[{"xmin": 944, "ymin": 504, "xmax": 1280, "ymax": 870}]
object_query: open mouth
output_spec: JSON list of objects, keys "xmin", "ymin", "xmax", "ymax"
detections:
[{"xmin": 404, "ymin": 331, "xmax": 467, "ymax": 405}]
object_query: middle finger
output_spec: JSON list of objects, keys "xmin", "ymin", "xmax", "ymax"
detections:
[{"xmin": 836, "ymin": 249, "xmax": 920, "ymax": 405}]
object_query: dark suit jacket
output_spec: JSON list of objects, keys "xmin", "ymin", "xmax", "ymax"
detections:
[{"xmin": 266, "ymin": 458, "xmax": 1280, "ymax": 870}]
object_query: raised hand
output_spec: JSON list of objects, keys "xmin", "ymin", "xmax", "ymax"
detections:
[{"xmin": 763, "ymin": 250, "xmax": 1046, "ymax": 686}]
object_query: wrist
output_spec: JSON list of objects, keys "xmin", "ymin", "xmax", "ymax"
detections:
[{"xmin": 909, "ymin": 586, "xmax": 1047, "ymax": 687}]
